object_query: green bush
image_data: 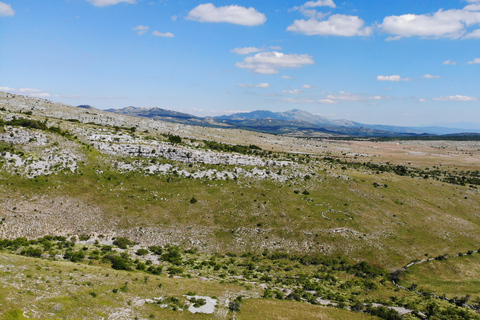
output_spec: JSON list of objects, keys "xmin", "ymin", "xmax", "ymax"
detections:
[
  {"xmin": 103, "ymin": 254, "xmax": 133, "ymax": 271},
  {"xmin": 64, "ymin": 250, "xmax": 86, "ymax": 262},
  {"xmin": 20, "ymin": 247, "xmax": 43, "ymax": 258},
  {"xmin": 136, "ymin": 249, "xmax": 149, "ymax": 256},
  {"xmin": 113, "ymin": 237, "xmax": 134, "ymax": 249}
]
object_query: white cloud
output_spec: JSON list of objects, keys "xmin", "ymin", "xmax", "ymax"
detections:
[
  {"xmin": 283, "ymin": 89, "xmax": 303, "ymax": 94},
  {"xmin": 236, "ymin": 51, "xmax": 314, "ymax": 74},
  {"xmin": 0, "ymin": 87, "xmax": 50, "ymax": 98},
  {"xmin": 282, "ymin": 75, "xmax": 294, "ymax": 79},
  {"xmin": 433, "ymin": 95, "xmax": 478, "ymax": 101},
  {"xmin": 292, "ymin": 0, "xmax": 336, "ymax": 19},
  {"xmin": 380, "ymin": 4, "xmax": 480, "ymax": 40},
  {"xmin": 292, "ymin": 0, "xmax": 337, "ymax": 20},
  {"xmin": 283, "ymin": 98, "xmax": 315, "ymax": 104},
  {"xmin": 171, "ymin": 15, "xmax": 178, "ymax": 21},
  {"xmin": 443, "ymin": 60, "xmax": 457, "ymax": 65},
  {"xmin": 467, "ymin": 58, "xmax": 480, "ymax": 64},
  {"xmin": 377, "ymin": 75, "xmax": 412, "ymax": 81},
  {"xmin": 237, "ymin": 83, "xmax": 270, "ymax": 88},
  {"xmin": 464, "ymin": 28, "xmax": 480, "ymax": 38},
  {"xmin": 187, "ymin": 3, "xmax": 266, "ymax": 26},
  {"xmin": 326, "ymin": 91, "xmax": 385, "ymax": 101},
  {"xmin": 269, "ymin": 46, "xmax": 283, "ymax": 50},
  {"xmin": 87, "ymin": 0, "xmax": 136, "ymax": 7},
  {"xmin": 418, "ymin": 98, "xmax": 427, "ymax": 102},
  {"xmin": 283, "ymin": 97, "xmax": 337, "ymax": 104},
  {"xmin": 133, "ymin": 25, "xmax": 149, "ymax": 35},
  {"xmin": 422, "ymin": 74, "xmax": 441, "ymax": 79},
  {"xmin": 318, "ymin": 99, "xmax": 338, "ymax": 104},
  {"xmin": 0, "ymin": 2, "xmax": 14, "ymax": 17},
  {"xmin": 296, "ymin": 9, "xmax": 330, "ymax": 20},
  {"xmin": 302, "ymin": 0, "xmax": 336, "ymax": 9},
  {"xmin": 302, "ymin": 84, "xmax": 313, "ymax": 89},
  {"xmin": 153, "ymin": 31, "xmax": 174, "ymax": 38},
  {"xmin": 287, "ymin": 14, "xmax": 373, "ymax": 37},
  {"xmin": 231, "ymin": 47, "xmax": 264, "ymax": 55}
]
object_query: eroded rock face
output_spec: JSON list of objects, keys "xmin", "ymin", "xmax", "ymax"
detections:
[
  {"xmin": 0, "ymin": 126, "xmax": 80, "ymax": 178},
  {"xmin": 91, "ymin": 140, "xmax": 288, "ymax": 167}
]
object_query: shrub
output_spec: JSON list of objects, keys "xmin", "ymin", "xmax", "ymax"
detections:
[
  {"xmin": 20, "ymin": 247, "xmax": 43, "ymax": 258},
  {"xmin": 189, "ymin": 297, "xmax": 207, "ymax": 308},
  {"xmin": 167, "ymin": 266, "xmax": 183, "ymax": 275},
  {"xmin": 105, "ymin": 255, "xmax": 133, "ymax": 271},
  {"xmin": 64, "ymin": 250, "xmax": 86, "ymax": 262},
  {"xmin": 148, "ymin": 246, "xmax": 163, "ymax": 255},
  {"xmin": 147, "ymin": 266, "xmax": 163, "ymax": 275},
  {"xmin": 136, "ymin": 249, "xmax": 149, "ymax": 256},
  {"xmin": 79, "ymin": 235, "xmax": 90, "ymax": 241},
  {"xmin": 228, "ymin": 300, "xmax": 241, "ymax": 312},
  {"xmin": 168, "ymin": 134, "xmax": 182, "ymax": 144},
  {"xmin": 365, "ymin": 306, "xmax": 402, "ymax": 320},
  {"xmin": 113, "ymin": 237, "xmax": 134, "ymax": 249},
  {"xmin": 162, "ymin": 246, "xmax": 183, "ymax": 265}
]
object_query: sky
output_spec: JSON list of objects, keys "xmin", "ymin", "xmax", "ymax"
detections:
[{"xmin": 1, "ymin": 0, "xmax": 480, "ymax": 127}]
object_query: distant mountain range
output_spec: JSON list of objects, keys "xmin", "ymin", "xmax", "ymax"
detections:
[{"xmin": 100, "ymin": 106, "xmax": 480, "ymax": 137}]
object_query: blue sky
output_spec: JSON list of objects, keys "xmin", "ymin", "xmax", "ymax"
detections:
[{"xmin": 1, "ymin": 0, "xmax": 480, "ymax": 126}]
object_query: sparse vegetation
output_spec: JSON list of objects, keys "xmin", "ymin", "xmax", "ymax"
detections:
[{"xmin": 1, "ymin": 92, "xmax": 480, "ymax": 319}]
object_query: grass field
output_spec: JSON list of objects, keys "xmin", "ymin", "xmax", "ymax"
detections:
[
  {"xmin": 1, "ymin": 94, "xmax": 480, "ymax": 319},
  {"xmin": 400, "ymin": 253, "xmax": 480, "ymax": 300}
]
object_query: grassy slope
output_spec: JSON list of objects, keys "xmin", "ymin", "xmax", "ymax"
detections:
[
  {"xmin": 1, "ymin": 141, "xmax": 479, "ymax": 269},
  {"xmin": 2, "ymin": 97, "xmax": 480, "ymax": 318},
  {"xmin": 238, "ymin": 299, "xmax": 379, "ymax": 320},
  {"xmin": 400, "ymin": 253, "xmax": 480, "ymax": 299},
  {"xmin": 0, "ymin": 253, "xmax": 378, "ymax": 320}
]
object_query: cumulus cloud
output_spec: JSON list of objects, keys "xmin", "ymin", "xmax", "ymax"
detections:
[
  {"xmin": 467, "ymin": 58, "xmax": 480, "ymax": 64},
  {"xmin": 423, "ymin": 74, "xmax": 441, "ymax": 79},
  {"xmin": 133, "ymin": 25, "xmax": 149, "ymax": 35},
  {"xmin": 0, "ymin": 2, "xmax": 14, "ymax": 17},
  {"xmin": 325, "ymin": 91, "xmax": 384, "ymax": 101},
  {"xmin": 443, "ymin": 60, "xmax": 457, "ymax": 65},
  {"xmin": 237, "ymin": 83, "xmax": 270, "ymax": 88},
  {"xmin": 377, "ymin": 75, "xmax": 412, "ymax": 82},
  {"xmin": 283, "ymin": 89, "xmax": 303, "ymax": 94},
  {"xmin": 87, "ymin": 0, "xmax": 136, "ymax": 7},
  {"xmin": 153, "ymin": 31, "xmax": 174, "ymax": 38},
  {"xmin": 464, "ymin": 29, "xmax": 480, "ymax": 38},
  {"xmin": 302, "ymin": 0, "xmax": 336, "ymax": 8},
  {"xmin": 292, "ymin": 0, "xmax": 336, "ymax": 19},
  {"xmin": 0, "ymin": 87, "xmax": 50, "ymax": 98},
  {"xmin": 283, "ymin": 98, "xmax": 315, "ymax": 104},
  {"xmin": 287, "ymin": 14, "xmax": 373, "ymax": 37},
  {"xmin": 235, "ymin": 51, "xmax": 314, "ymax": 74},
  {"xmin": 282, "ymin": 75, "xmax": 294, "ymax": 79},
  {"xmin": 433, "ymin": 95, "xmax": 478, "ymax": 101},
  {"xmin": 283, "ymin": 97, "xmax": 337, "ymax": 104},
  {"xmin": 231, "ymin": 47, "xmax": 264, "ymax": 55},
  {"xmin": 380, "ymin": 3, "xmax": 480, "ymax": 40},
  {"xmin": 318, "ymin": 99, "xmax": 338, "ymax": 104},
  {"xmin": 187, "ymin": 3, "xmax": 266, "ymax": 26},
  {"xmin": 302, "ymin": 84, "xmax": 313, "ymax": 89}
]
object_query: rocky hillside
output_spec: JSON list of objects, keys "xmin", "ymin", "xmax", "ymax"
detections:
[
  {"xmin": 1, "ymin": 91, "xmax": 480, "ymax": 319},
  {"xmin": 1, "ymin": 90, "xmax": 480, "ymax": 265}
]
